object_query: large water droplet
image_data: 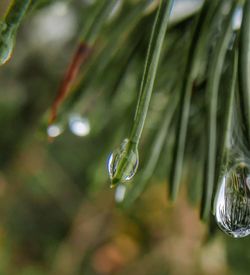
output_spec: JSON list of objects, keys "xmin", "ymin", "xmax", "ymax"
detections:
[
  {"xmin": 107, "ymin": 139, "xmax": 139, "ymax": 188},
  {"xmin": 214, "ymin": 162, "xmax": 250, "ymax": 238}
]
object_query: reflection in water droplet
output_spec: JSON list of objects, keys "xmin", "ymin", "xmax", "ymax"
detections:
[
  {"xmin": 69, "ymin": 115, "xmax": 90, "ymax": 137},
  {"xmin": 47, "ymin": 124, "xmax": 63, "ymax": 138},
  {"xmin": 214, "ymin": 162, "xmax": 250, "ymax": 238},
  {"xmin": 107, "ymin": 139, "xmax": 139, "ymax": 188},
  {"xmin": 115, "ymin": 184, "xmax": 126, "ymax": 203}
]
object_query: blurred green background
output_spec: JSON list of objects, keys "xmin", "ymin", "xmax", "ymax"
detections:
[{"xmin": 0, "ymin": 0, "xmax": 250, "ymax": 274}]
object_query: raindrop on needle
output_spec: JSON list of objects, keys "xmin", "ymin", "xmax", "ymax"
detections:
[
  {"xmin": 214, "ymin": 162, "xmax": 250, "ymax": 238},
  {"xmin": 108, "ymin": 139, "xmax": 139, "ymax": 188},
  {"xmin": 47, "ymin": 124, "xmax": 63, "ymax": 138},
  {"xmin": 69, "ymin": 115, "xmax": 90, "ymax": 137}
]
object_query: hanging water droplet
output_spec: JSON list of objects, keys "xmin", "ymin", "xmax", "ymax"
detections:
[
  {"xmin": 0, "ymin": 24, "xmax": 15, "ymax": 65},
  {"xmin": 232, "ymin": 6, "xmax": 242, "ymax": 30},
  {"xmin": 107, "ymin": 139, "xmax": 139, "ymax": 188},
  {"xmin": 47, "ymin": 124, "xmax": 63, "ymax": 138},
  {"xmin": 69, "ymin": 114, "xmax": 90, "ymax": 137},
  {"xmin": 214, "ymin": 162, "xmax": 250, "ymax": 238},
  {"xmin": 115, "ymin": 184, "xmax": 126, "ymax": 203}
]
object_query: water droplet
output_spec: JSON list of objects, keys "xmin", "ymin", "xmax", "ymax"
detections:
[
  {"xmin": 47, "ymin": 124, "xmax": 63, "ymax": 138},
  {"xmin": 232, "ymin": 6, "xmax": 242, "ymax": 30},
  {"xmin": 69, "ymin": 114, "xmax": 90, "ymax": 137},
  {"xmin": 107, "ymin": 139, "xmax": 139, "ymax": 187},
  {"xmin": 214, "ymin": 162, "xmax": 250, "ymax": 238},
  {"xmin": 115, "ymin": 184, "xmax": 126, "ymax": 203},
  {"xmin": 0, "ymin": 27, "xmax": 15, "ymax": 65},
  {"xmin": 30, "ymin": 2, "xmax": 76, "ymax": 46}
]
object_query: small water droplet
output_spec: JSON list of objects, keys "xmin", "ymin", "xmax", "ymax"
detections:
[
  {"xmin": 107, "ymin": 139, "xmax": 139, "ymax": 187},
  {"xmin": 214, "ymin": 162, "xmax": 250, "ymax": 238},
  {"xmin": 0, "ymin": 37, "xmax": 14, "ymax": 65},
  {"xmin": 232, "ymin": 6, "xmax": 242, "ymax": 30},
  {"xmin": 69, "ymin": 114, "xmax": 90, "ymax": 137},
  {"xmin": 0, "ymin": 30, "xmax": 15, "ymax": 65},
  {"xmin": 115, "ymin": 184, "xmax": 126, "ymax": 203},
  {"xmin": 47, "ymin": 124, "xmax": 63, "ymax": 138}
]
